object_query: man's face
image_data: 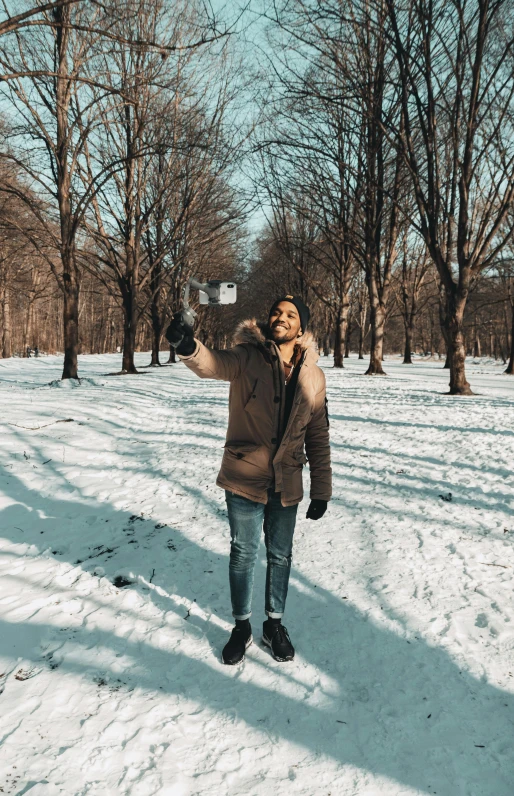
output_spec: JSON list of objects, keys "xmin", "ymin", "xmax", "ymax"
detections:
[{"xmin": 269, "ymin": 301, "xmax": 302, "ymax": 344}]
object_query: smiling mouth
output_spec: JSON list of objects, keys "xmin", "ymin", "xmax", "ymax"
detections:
[{"xmin": 272, "ymin": 323, "xmax": 288, "ymax": 331}]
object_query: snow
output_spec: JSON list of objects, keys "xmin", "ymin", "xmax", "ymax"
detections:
[{"xmin": 0, "ymin": 352, "xmax": 513, "ymax": 796}]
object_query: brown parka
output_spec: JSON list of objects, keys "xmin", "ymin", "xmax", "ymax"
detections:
[{"xmin": 178, "ymin": 319, "xmax": 332, "ymax": 507}]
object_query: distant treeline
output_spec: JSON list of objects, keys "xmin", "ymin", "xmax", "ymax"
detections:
[{"xmin": 0, "ymin": 0, "xmax": 513, "ymax": 394}]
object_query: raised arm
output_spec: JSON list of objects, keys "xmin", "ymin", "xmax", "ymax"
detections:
[
  {"xmin": 166, "ymin": 311, "xmax": 248, "ymax": 382},
  {"xmin": 179, "ymin": 339, "xmax": 248, "ymax": 382}
]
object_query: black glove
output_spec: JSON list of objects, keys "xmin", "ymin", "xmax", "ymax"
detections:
[
  {"xmin": 306, "ymin": 499, "xmax": 327, "ymax": 521},
  {"xmin": 165, "ymin": 312, "xmax": 196, "ymax": 356}
]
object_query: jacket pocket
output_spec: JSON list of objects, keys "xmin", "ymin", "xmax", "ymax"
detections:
[
  {"xmin": 282, "ymin": 449, "xmax": 308, "ymax": 468},
  {"xmin": 225, "ymin": 441, "xmax": 260, "ymax": 460},
  {"xmin": 222, "ymin": 442, "xmax": 267, "ymax": 477}
]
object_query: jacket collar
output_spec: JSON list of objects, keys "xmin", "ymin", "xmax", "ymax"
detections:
[{"xmin": 232, "ymin": 318, "xmax": 318, "ymax": 363}]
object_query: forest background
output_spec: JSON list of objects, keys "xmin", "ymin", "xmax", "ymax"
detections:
[{"xmin": 1, "ymin": 0, "xmax": 514, "ymax": 395}]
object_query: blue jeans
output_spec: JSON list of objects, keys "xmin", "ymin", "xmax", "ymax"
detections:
[{"xmin": 225, "ymin": 490, "xmax": 298, "ymax": 620}]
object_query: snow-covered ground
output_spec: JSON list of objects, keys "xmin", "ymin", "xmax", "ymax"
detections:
[{"xmin": 0, "ymin": 352, "xmax": 513, "ymax": 796}]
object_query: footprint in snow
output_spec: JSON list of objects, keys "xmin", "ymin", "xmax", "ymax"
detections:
[
  {"xmin": 14, "ymin": 666, "xmax": 42, "ymax": 681},
  {"xmin": 112, "ymin": 574, "xmax": 135, "ymax": 588}
]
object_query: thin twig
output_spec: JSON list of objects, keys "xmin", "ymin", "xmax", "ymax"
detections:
[{"xmin": 8, "ymin": 419, "xmax": 74, "ymax": 431}]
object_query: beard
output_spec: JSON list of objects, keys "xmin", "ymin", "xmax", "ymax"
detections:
[{"xmin": 269, "ymin": 323, "xmax": 298, "ymax": 344}]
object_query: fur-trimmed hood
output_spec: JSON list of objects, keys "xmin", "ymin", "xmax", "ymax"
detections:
[{"xmin": 232, "ymin": 318, "xmax": 318, "ymax": 357}]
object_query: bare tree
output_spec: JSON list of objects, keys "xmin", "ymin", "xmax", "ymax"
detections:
[
  {"xmin": 82, "ymin": 6, "xmax": 174, "ymax": 374},
  {"xmin": 386, "ymin": 0, "xmax": 514, "ymax": 393},
  {"xmin": 237, "ymin": 223, "xmax": 331, "ymax": 347},
  {"xmin": 0, "ymin": 0, "xmax": 84, "ymax": 37},
  {"xmin": 258, "ymin": 5, "xmax": 369, "ymax": 367},
  {"xmin": 261, "ymin": 0, "xmax": 408, "ymax": 373},
  {"xmin": 0, "ymin": 2, "xmax": 110, "ymax": 376},
  {"xmin": 141, "ymin": 90, "xmax": 247, "ymax": 366},
  {"xmin": 342, "ymin": 0, "xmax": 406, "ymax": 374},
  {"xmin": 391, "ymin": 236, "xmax": 434, "ymax": 364},
  {"xmin": 0, "ymin": 0, "xmax": 232, "ymax": 377},
  {"xmin": 81, "ymin": 0, "xmax": 246, "ymax": 373},
  {"xmin": 351, "ymin": 271, "xmax": 370, "ymax": 360}
]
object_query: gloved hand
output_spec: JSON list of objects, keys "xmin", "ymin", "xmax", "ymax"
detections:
[
  {"xmin": 165, "ymin": 311, "xmax": 196, "ymax": 356},
  {"xmin": 306, "ymin": 499, "xmax": 327, "ymax": 521}
]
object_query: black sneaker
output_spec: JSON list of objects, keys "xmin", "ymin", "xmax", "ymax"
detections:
[
  {"xmin": 222, "ymin": 625, "xmax": 253, "ymax": 665},
  {"xmin": 262, "ymin": 620, "xmax": 295, "ymax": 661}
]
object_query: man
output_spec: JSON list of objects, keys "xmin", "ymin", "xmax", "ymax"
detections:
[{"xmin": 166, "ymin": 296, "xmax": 332, "ymax": 665}]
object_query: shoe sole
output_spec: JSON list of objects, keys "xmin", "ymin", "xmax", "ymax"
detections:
[
  {"xmin": 221, "ymin": 635, "xmax": 253, "ymax": 665},
  {"xmin": 262, "ymin": 634, "xmax": 294, "ymax": 662}
]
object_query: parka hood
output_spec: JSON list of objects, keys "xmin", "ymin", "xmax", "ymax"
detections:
[{"xmin": 232, "ymin": 318, "xmax": 318, "ymax": 360}]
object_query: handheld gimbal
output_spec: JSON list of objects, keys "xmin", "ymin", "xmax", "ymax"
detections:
[{"xmin": 169, "ymin": 278, "xmax": 237, "ymax": 348}]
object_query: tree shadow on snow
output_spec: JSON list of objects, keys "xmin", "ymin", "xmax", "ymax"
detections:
[
  {"xmin": 330, "ymin": 412, "xmax": 514, "ymax": 438},
  {"xmin": 1, "ymin": 466, "xmax": 513, "ymax": 795}
]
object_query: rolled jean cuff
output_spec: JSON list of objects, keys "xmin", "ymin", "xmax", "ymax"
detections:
[
  {"xmin": 233, "ymin": 612, "xmax": 252, "ymax": 620},
  {"xmin": 266, "ymin": 611, "xmax": 284, "ymax": 619}
]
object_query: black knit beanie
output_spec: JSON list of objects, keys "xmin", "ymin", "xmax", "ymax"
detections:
[{"xmin": 268, "ymin": 295, "xmax": 310, "ymax": 334}]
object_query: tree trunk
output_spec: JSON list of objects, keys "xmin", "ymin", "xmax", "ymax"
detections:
[
  {"xmin": 2, "ymin": 282, "xmax": 11, "ymax": 358},
  {"xmin": 149, "ymin": 320, "xmax": 161, "ymax": 366},
  {"xmin": 440, "ymin": 329, "xmax": 451, "ymax": 368},
  {"xmin": 323, "ymin": 334, "xmax": 330, "ymax": 357},
  {"xmin": 358, "ymin": 323, "xmax": 364, "ymax": 359},
  {"xmin": 55, "ymin": 6, "xmax": 81, "ymax": 380},
  {"xmin": 24, "ymin": 298, "xmax": 33, "ymax": 353},
  {"xmin": 365, "ymin": 304, "xmax": 386, "ymax": 374},
  {"xmin": 333, "ymin": 307, "xmax": 346, "ymax": 368},
  {"xmin": 61, "ymin": 275, "xmax": 80, "ymax": 379},
  {"xmin": 438, "ymin": 284, "xmax": 451, "ymax": 368},
  {"xmin": 420, "ymin": 326, "xmax": 426, "ymax": 355},
  {"xmin": 104, "ymin": 297, "xmax": 111, "ymax": 353},
  {"xmin": 344, "ymin": 318, "xmax": 351, "ymax": 358},
  {"xmin": 447, "ymin": 327, "xmax": 472, "ymax": 393},
  {"xmin": 167, "ymin": 344, "xmax": 176, "ymax": 364},
  {"xmin": 403, "ymin": 322, "xmax": 413, "ymax": 364},
  {"xmin": 121, "ymin": 289, "xmax": 138, "ymax": 374},
  {"xmin": 505, "ymin": 304, "xmax": 514, "ymax": 374},
  {"xmin": 473, "ymin": 334, "xmax": 481, "ymax": 358},
  {"xmin": 445, "ymin": 295, "xmax": 473, "ymax": 394},
  {"xmin": 150, "ymin": 256, "xmax": 162, "ymax": 367},
  {"xmin": 148, "ymin": 152, "xmax": 165, "ymax": 368}
]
